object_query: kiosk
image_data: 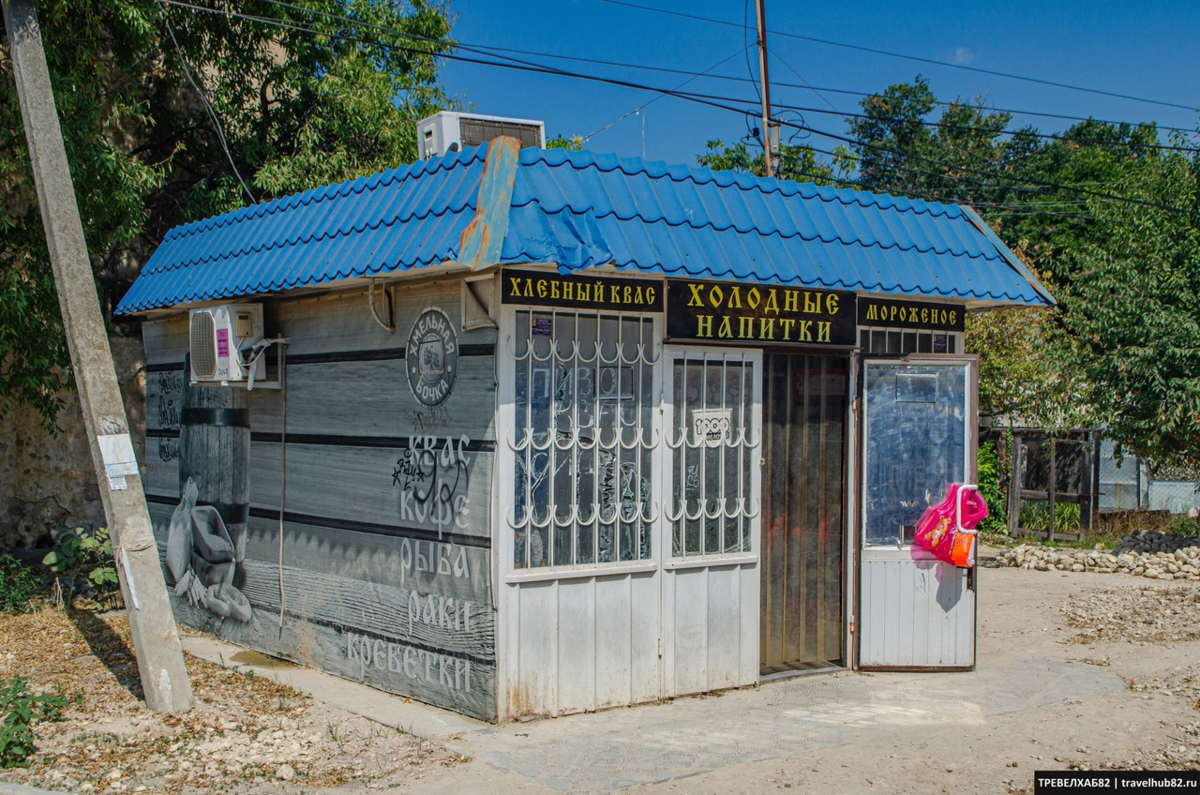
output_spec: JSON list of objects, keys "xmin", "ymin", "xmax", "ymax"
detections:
[{"xmin": 118, "ymin": 138, "xmax": 1053, "ymax": 721}]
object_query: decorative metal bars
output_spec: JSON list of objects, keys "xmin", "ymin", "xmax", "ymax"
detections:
[
  {"xmin": 508, "ymin": 311, "xmax": 658, "ymax": 569},
  {"xmin": 667, "ymin": 354, "xmax": 758, "ymax": 557}
]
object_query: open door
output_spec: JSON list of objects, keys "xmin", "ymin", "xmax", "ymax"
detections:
[{"xmin": 858, "ymin": 356, "xmax": 978, "ymax": 670}]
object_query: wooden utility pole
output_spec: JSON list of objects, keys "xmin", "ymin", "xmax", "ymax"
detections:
[
  {"xmin": 754, "ymin": 0, "xmax": 776, "ymax": 177},
  {"xmin": 3, "ymin": 0, "xmax": 193, "ymax": 712}
]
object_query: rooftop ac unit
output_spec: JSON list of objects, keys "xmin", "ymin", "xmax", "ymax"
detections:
[
  {"xmin": 416, "ymin": 111, "xmax": 545, "ymax": 160},
  {"xmin": 189, "ymin": 304, "xmax": 265, "ymax": 385}
]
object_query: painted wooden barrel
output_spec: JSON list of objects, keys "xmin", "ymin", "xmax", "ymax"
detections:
[{"xmin": 178, "ymin": 361, "xmax": 250, "ymax": 589}]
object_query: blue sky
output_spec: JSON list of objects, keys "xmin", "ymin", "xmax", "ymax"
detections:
[{"xmin": 437, "ymin": 0, "xmax": 1200, "ymax": 167}]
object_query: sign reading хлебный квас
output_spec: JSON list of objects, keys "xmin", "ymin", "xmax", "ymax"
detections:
[
  {"xmin": 666, "ymin": 279, "xmax": 857, "ymax": 345},
  {"xmin": 501, "ymin": 269, "xmax": 663, "ymax": 312}
]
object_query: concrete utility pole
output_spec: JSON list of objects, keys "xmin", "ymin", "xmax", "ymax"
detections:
[
  {"xmin": 3, "ymin": 0, "xmax": 193, "ymax": 712},
  {"xmin": 754, "ymin": 0, "xmax": 778, "ymax": 177}
]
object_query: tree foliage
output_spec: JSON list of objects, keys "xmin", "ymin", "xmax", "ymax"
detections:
[
  {"xmin": 1058, "ymin": 139, "xmax": 1200, "ymax": 470},
  {"xmin": 1, "ymin": 0, "xmax": 455, "ymax": 428},
  {"xmin": 697, "ymin": 138, "xmax": 854, "ymax": 187},
  {"xmin": 546, "ymin": 133, "xmax": 585, "ymax": 151}
]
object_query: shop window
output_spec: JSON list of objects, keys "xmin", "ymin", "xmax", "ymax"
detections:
[
  {"xmin": 510, "ymin": 311, "xmax": 657, "ymax": 569},
  {"xmin": 667, "ymin": 353, "xmax": 758, "ymax": 557}
]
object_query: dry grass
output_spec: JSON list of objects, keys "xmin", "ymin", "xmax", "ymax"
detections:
[{"xmin": 0, "ymin": 603, "xmax": 461, "ymax": 793}]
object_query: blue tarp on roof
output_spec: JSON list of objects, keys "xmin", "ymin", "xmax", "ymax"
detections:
[{"xmin": 116, "ymin": 142, "xmax": 1052, "ymax": 314}]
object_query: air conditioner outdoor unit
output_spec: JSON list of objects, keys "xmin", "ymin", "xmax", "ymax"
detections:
[
  {"xmin": 188, "ymin": 304, "xmax": 265, "ymax": 384},
  {"xmin": 416, "ymin": 111, "xmax": 545, "ymax": 160}
]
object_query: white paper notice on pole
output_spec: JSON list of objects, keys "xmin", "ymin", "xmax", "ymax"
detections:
[{"xmin": 98, "ymin": 433, "xmax": 139, "ymax": 482}]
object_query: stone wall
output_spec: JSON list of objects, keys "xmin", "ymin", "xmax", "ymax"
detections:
[{"xmin": 0, "ymin": 335, "xmax": 145, "ymax": 552}]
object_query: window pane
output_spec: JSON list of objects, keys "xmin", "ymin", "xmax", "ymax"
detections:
[
  {"xmin": 671, "ymin": 354, "xmax": 755, "ymax": 558},
  {"xmin": 512, "ymin": 310, "xmax": 655, "ymax": 569}
]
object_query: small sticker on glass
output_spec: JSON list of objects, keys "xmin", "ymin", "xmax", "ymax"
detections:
[{"xmin": 532, "ymin": 317, "xmax": 553, "ymax": 336}]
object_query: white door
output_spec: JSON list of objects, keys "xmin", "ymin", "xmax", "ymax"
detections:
[
  {"xmin": 858, "ymin": 357, "xmax": 978, "ymax": 669},
  {"xmin": 661, "ymin": 348, "xmax": 762, "ymax": 695}
]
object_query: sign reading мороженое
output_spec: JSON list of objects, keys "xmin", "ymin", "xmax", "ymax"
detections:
[
  {"xmin": 857, "ymin": 297, "xmax": 965, "ymax": 332},
  {"xmin": 501, "ymin": 269, "xmax": 663, "ymax": 312},
  {"xmin": 665, "ymin": 279, "xmax": 857, "ymax": 346}
]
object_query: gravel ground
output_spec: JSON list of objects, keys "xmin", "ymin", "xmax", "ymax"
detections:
[
  {"xmin": 0, "ymin": 606, "xmax": 464, "ymax": 793},
  {"xmin": 4, "ymin": 567, "xmax": 1200, "ymax": 795},
  {"xmin": 1063, "ymin": 582, "xmax": 1200, "ymax": 644},
  {"xmin": 1056, "ymin": 579, "xmax": 1200, "ymax": 776}
]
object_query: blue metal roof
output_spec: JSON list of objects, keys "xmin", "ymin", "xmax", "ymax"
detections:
[{"xmin": 116, "ymin": 141, "xmax": 1052, "ymax": 314}]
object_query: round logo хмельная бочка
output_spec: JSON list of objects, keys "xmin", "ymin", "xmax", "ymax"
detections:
[{"xmin": 406, "ymin": 308, "xmax": 458, "ymax": 406}]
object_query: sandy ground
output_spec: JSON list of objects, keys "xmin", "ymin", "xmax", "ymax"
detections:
[
  {"xmin": 0, "ymin": 609, "xmax": 464, "ymax": 793},
  {"xmin": 416, "ymin": 566, "xmax": 1200, "ymax": 795},
  {"xmin": 2, "ymin": 562, "xmax": 1198, "ymax": 794}
]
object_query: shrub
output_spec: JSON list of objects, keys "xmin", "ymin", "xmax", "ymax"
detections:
[
  {"xmin": 0, "ymin": 556, "xmax": 39, "ymax": 615},
  {"xmin": 0, "ymin": 676, "xmax": 69, "ymax": 768},
  {"xmin": 976, "ymin": 440, "xmax": 1008, "ymax": 535},
  {"xmin": 43, "ymin": 526, "xmax": 117, "ymax": 607}
]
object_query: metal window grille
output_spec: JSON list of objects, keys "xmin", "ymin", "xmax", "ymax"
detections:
[
  {"xmin": 667, "ymin": 353, "xmax": 758, "ymax": 557},
  {"xmin": 858, "ymin": 328, "xmax": 961, "ymax": 355},
  {"xmin": 508, "ymin": 311, "xmax": 657, "ymax": 569}
]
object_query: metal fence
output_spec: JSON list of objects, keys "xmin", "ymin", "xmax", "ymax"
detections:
[{"xmin": 1096, "ymin": 440, "xmax": 1200, "ymax": 516}]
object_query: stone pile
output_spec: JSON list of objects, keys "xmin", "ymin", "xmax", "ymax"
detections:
[
  {"xmin": 997, "ymin": 539, "xmax": 1200, "ymax": 580},
  {"xmin": 1113, "ymin": 529, "xmax": 1200, "ymax": 555}
]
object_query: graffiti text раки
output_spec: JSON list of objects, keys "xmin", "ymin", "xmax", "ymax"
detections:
[{"xmin": 393, "ymin": 435, "xmax": 473, "ymax": 532}]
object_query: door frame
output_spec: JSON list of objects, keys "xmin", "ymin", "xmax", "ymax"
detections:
[
  {"xmin": 757, "ymin": 349, "xmax": 855, "ymax": 676},
  {"xmin": 853, "ymin": 353, "xmax": 980, "ymax": 671}
]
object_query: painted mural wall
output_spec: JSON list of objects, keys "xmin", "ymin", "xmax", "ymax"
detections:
[{"xmin": 141, "ymin": 280, "xmax": 498, "ymax": 720}]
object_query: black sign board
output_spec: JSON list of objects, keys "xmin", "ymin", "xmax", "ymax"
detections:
[
  {"xmin": 501, "ymin": 269, "xmax": 663, "ymax": 312},
  {"xmin": 857, "ymin": 297, "xmax": 965, "ymax": 332},
  {"xmin": 665, "ymin": 279, "xmax": 857, "ymax": 346}
]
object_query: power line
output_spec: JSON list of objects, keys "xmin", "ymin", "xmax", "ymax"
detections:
[
  {"xmin": 256, "ymin": 0, "xmax": 1200, "ymax": 154},
  {"xmin": 467, "ymin": 43, "xmax": 1199, "ymax": 135},
  {"xmin": 585, "ymin": 47, "xmax": 749, "ymax": 141},
  {"xmin": 783, "ymin": 166, "xmax": 1102, "ymax": 222},
  {"xmin": 159, "ymin": 0, "xmax": 1200, "ymax": 220},
  {"xmin": 159, "ymin": 6, "xmax": 256, "ymax": 204},
  {"xmin": 797, "ymin": 122, "xmax": 1200, "ymax": 218},
  {"xmin": 770, "ymin": 51, "xmax": 839, "ymax": 113},
  {"xmin": 598, "ymin": 0, "xmax": 1199, "ymax": 112},
  {"xmin": 252, "ymin": 0, "xmax": 1200, "ymax": 148},
  {"xmin": 774, "ymin": 99, "xmax": 1200, "ymax": 154}
]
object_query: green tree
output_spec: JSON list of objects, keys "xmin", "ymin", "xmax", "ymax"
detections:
[
  {"xmin": 1, "ymin": 0, "xmax": 455, "ymax": 428},
  {"xmin": 546, "ymin": 133, "xmax": 585, "ymax": 151},
  {"xmin": 697, "ymin": 139, "xmax": 854, "ymax": 186},
  {"xmin": 1058, "ymin": 137, "xmax": 1200, "ymax": 470}
]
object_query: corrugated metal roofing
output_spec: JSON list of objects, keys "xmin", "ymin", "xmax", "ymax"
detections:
[{"xmin": 116, "ymin": 141, "xmax": 1052, "ymax": 314}]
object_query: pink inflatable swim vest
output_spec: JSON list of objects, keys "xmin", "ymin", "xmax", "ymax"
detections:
[{"xmin": 913, "ymin": 483, "xmax": 988, "ymax": 568}]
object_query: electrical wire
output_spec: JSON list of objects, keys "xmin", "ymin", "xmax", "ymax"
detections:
[
  {"xmin": 248, "ymin": 0, "xmax": 1200, "ymax": 152},
  {"xmin": 796, "ymin": 122, "xmax": 1200, "ymax": 219},
  {"xmin": 160, "ymin": 0, "xmax": 1200, "ymax": 220},
  {"xmin": 744, "ymin": 0, "xmax": 760, "ymax": 107},
  {"xmin": 159, "ymin": 6, "xmax": 256, "ymax": 204},
  {"xmin": 584, "ymin": 47, "xmax": 748, "ymax": 141},
  {"xmin": 769, "ymin": 51, "xmax": 839, "ymax": 113},
  {"xmin": 597, "ymin": 0, "xmax": 1200, "ymax": 112},
  {"xmin": 277, "ymin": 340, "xmax": 289, "ymax": 632},
  {"xmin": 785, "ymin": 164, "xmax": 1102, "ymax": 222}
]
